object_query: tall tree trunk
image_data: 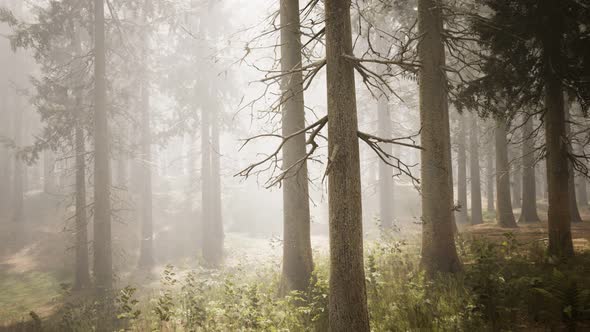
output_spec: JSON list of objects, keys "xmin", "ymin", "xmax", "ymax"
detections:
[
  {"xmin": 74, "ymin": 100, "xmax": 91, "ymax": 290},
  {"xmin": 495, "ymin": 118, "xmax": 517, "ymax": 228},
  {"xmin": 487, "ymin": 137, "xmax": 495, "ymax": 213},
  {"xmin": 210, "ymin": 106, "xmax": 224, "ymax": 259},
  {"xmin": 457, "ymin": 113, "xmax": 468, "ymax": 224},
  {"xmin": 201, "ymin": 107, "xmax": 215, "ymax": 264},
  {"xmin": 469, "ymin": 114, "xmax": 483, "ymax": 225},
  {"xmin": 519, "ymin": 116, "xmax": 540, "ymax": 223},
  {"xmin": 542, "ymin": 0, "xmax": 574, "ymax": 257},
  {"xmin": 12, "ymin": 97, "xmax": 24, "ymax": 223},
  {"xmin": 418, "ymin": 0, "xmax": 461, "ymax": 274},
  {"xmin": 377, "ymin": 95, "xmax": 394, "ymax": 229},
  {"xmin": 325, "ymin": 0, "xmax": 369, "ymax": 330},
  {"xmin": 137, "ymin": 81, "xmax": 154, "ymax": 268},
  {"xmin": 93, "ymin": 0, "xmax": 113, "ymax": 290},
  {"xmin": 137, "ymin": 1, "xmax": 154, "ymax": 269},
  {"xmin": 0, "ymin": 94, "xmax": 11, "ymax": 215},
  {"xmin": 279, "ymin": 0, "xmax": 313, "ymax": 294},
  {"xmin": 564, "ymin": 102, "xmax": 582, "ymax": 223}
]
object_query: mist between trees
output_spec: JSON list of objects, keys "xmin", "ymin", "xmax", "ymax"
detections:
[{"xmin": 0, "ymin": 0, "xmax": 590, "ymax": 331}]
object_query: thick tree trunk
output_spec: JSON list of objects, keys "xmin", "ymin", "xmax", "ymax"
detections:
[
  {"xmin": 495, "ymin": 118, "xmax": 517, "ymax": 228},
  {"xmin": 457, "ymin": 114, "xmax": 468, "ymax": 224},
  {"xmin": 279, "ymin": 0, "xmax": 313, "ymax": 294},
  {"xmin": 542, "ymin": 2, "xmax": 573, "ymax": 255},
  {"xmin": 418, "ymin": 0, "xmax": 461, "ymax": 274},
  {"xmin": 377, "ymin": 95, "xmax": 395, "ymax": 229},
  {"xmin": 325, "ymin": 0, "xmax": 370, "ymax": 330},
  {"xmin": 74, "ymin": 104, "xmax": 91, "ymax": 290},
  {"xmin": 487, "ymin": 138, "xmax": 495, "ymax": 213},
  {"xmin": 469, "ymin": 114, "xmax": 483, "ymax": 225},
  {"xmin": 93, "ymin": 0, "xmax": 113, "ymax": 290},
  {"xmin": 519, "ymin": 116, "xmax": 540, "ymax": 223}
]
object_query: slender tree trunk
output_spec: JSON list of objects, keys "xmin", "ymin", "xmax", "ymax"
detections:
[
  {"xmin": 418, "ymin": 0, "xmax": 462, "ymax": 274},
  {"xmin": 487, "ymin": 137, "xmax": 495, "ymax": 213},
  {"xmin": 201, "ymin": 107, "xmax": 215, "ymax": 264},
  {"xmin": 378, "ymin": 95, "xmax": 394, "ymax": 229},
  {"xmin": 325, "ymin": 0, "xmax": 369, "ymax": 330},
  {"xmin": 137, "ymin": 80, "xmax": 154, "ymax": 268},
  {"xmin": 74, "ymin": 100, "xmax": 91, "ymax": 290},
  {"xmin": 210, "ymin": 106, "xmax": 224, "ymax": 259},
  {"xmin": 564, "ymin": 103, "xmax": 582, "ymax": 223},
  {"xmin": 278, "ymin": 0, "xmax": 313, "ymax": 294},
  {"xmin": 495, "ymin": 118, "xmax": 517, "ymax": 228},
  {"xmin": 457, "ymin": 114, "xmax": 468, "ymax": 224},
  {"xmin": 542, "ymin": 1, "xmax": 573, "ymax": 256},
  {"xmin": 519, "ymin": 116, "xmax": 540, "ymax": 223},
  {"xmin": 0, "ymin": 94, "xmax": 11, "ymax": 215},
  {"xmin": 469, "ymin": 114, "xmax": 483, "ymax": 225},
  {"xmin": 511, "ymin": 152, "xmax": 522, "ymax": 209},
  {"xmin": 93, "ymin": 0, "xmax": 113, "ymax": 290},
  {"xmin": 12, "ymin": 97, "xmax": 23, "ymax": 223}
]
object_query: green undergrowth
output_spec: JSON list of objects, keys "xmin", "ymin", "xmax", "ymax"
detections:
[{"xmin": 12, "ymin": 234, "xmax": 590, "ymax": 331}]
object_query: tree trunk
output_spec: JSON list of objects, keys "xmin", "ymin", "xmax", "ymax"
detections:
[
  {"xmin": 487, "ymin": 137, "xmax": 495, "ymax": 213},
  {"xmin": 12, "ymin": 97, "xmax": 24, "ymax": 223},
  {"xmin": 564, "ymin": 103, "xmax": 582, "ymax": 223},
  {"xmin": 93, "ymin": 0, "xmax": 113, "ymax": 290},
  {"xmin": 137, "ymin": 1, "xmax": 154, "ymax": 269},
  {"xmin": 469, "ymin": 114, "xmax": 483, "ymax": 225},
  {"xmin": 0, "ymin": 94, "xmax": 11, "ymax": 215},
  {"xmin": 74, "ymin": 100, "xmax": 91, "ymax": 290},
  {"xmin": 495, "ymin": 118, "xmax": 517, "ymax": 228},
  {"xmin": 278, "ymin": 0, "xmax": 313, "ymax": 294},
  {"xmin": 377, "ymin": 95, "xmax": 395, "ymax": 229},
  {"xmin": 325, "ymin": 0, "xmax": 369, "ymax": 330},
  {"xmin": 511, "ymin": 151, "xmax": 522, "ymax": 209},
  {"xmin": 418, "ymin": 0, "xmax": 462, "ymax": 274},
  {"xmin": 576, "ymin": 144, "xmax": 589, "ymax": 208},
  {"xmin": 457, "ymin": 113, "xmax": 468, "ymax": 224},
  {"xmin": 137, "ymin": 80, "xmax": 154, "ymax": 268},
  {"xmin": 210, "ymin": 106, "xmax": 224, "ymax": 259},
  {"xmin": 519, "ymin": 116, "xmax": 540, "ymax": 223}
]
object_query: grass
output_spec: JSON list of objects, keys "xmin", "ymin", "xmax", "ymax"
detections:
[{"xmin": 0, "ymin": 271, "xmax": 63, "ymax": 325}]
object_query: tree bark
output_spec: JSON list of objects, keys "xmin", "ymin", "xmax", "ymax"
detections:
[
  {"xmin": 93, "ymin": 0, "xmax": 113, "ymax": 290},
  {"xmin": 495, "ymin": 118, "xmax": 517, "ymax": 228},
  {"xmin": 418, "ymin": 0, "xmax": 462, "ymax": 274},
  {"xmin": 519, "ymin": 116, "xmax": 540, "ymax": 223},
  {"xmin": 210, "ymin": 106, "xmax": 224, "ymax": 260},
  {"xmin": 457, "ymin": 113, "xmax": 468, "ymax": 224},
  {"xmin": 469, "ymin": 114, "xmax": 483, "ymax": 225},
  {"xmin": 377, "ymin": 95, "xmax": 395, "ymax": 229},
  {"xmin": 278, "ymin": 0, "xmax": 313, "ymax": 294},
  {"xmin": 325, "ymin": 0, "xmax": 370, "ymax": 330}
]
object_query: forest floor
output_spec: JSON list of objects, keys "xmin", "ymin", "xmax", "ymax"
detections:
[{"xmin": 1, "ymin": 194, "xmax": 590, "ymax": 329}]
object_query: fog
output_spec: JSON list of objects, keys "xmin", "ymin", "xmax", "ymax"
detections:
[{"xmin": 1, "ymin": 0, "xmax": 590, "ymax": 330}]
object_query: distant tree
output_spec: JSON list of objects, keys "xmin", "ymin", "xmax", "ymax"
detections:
[
  {"xmin": 457, "ymin": 113, "xmax": 468, "ymax": 224},
  {"xmin": 519, "ymin": 116, "xmax": 540, "ymax": 223},
  {"xmin": 469, "ymin": 114, "xmax": 483, "ymax": 225},
  {"xmin": 495, "ymin": 118, "xmax": 517, "ymax": 228}
]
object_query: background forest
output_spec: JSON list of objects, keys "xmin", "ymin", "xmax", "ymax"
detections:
[{"xmin": 0, "ymin": 0, "xmax": 590, "ymax": 331}]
